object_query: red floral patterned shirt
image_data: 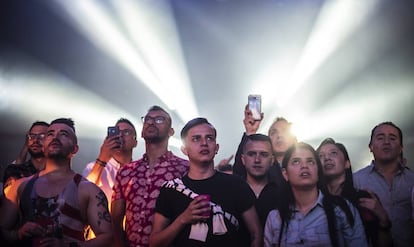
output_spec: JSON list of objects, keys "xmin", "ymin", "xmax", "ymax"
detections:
[{"xmin": 112, "ymin": 151, "xmax": 188, "ymax": 247}]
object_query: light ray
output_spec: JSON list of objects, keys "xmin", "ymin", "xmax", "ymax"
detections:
[{"xmin": 112, "ymin": 0, "xmax": 198, "ymax": 121}]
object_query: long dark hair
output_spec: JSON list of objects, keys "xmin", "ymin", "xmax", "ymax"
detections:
[
  {"xmin": 277, "ymin": 142, "xmax": 355, "ymax": 246},
  {"xmin": 316, "ymin": 138, "xmax": 359, "ymax": 205}
]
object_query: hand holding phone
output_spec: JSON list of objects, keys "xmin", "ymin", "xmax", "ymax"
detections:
[
  {"xmin": 107, "ymin": 126, "xmax": 122, "ymax": 150},
  {"xmin": 248, "ymin": 94, "xmax": 262, "ymax": 120},
  {"xmin": 107, "ymin": 126, "xmax": 120, "ymax": 137},
  {"xmin": 356, "ymin": 189, "xmax": 372, "ymax": 199}
]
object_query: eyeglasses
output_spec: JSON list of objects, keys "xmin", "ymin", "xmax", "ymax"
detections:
[
  {"xmin": 141, "ymin": 116, "xmax": 166, "ymax": 124},
  {"xmin": 120, "ymin": 129, "xmax": 135, "ymax": 137},
  {"xmin": 27, "ymin": 133, "xmax": 46, "ymax": 140}
]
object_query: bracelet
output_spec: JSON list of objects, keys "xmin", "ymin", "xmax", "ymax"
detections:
[
  {"xmin": 378, "ymin": 220, "xmax": 392, "ymax": 231},
  {"xmin": 96, "ymin": 158, "xmax": 107, "ymax": 167}
]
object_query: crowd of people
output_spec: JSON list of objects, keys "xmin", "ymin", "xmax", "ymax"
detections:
[{"xmin": 0, "ymin": 104, "xmax": 412, "ymax": 247}]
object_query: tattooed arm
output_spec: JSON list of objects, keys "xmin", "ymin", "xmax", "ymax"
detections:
[{"xmin": 79, "ymin": 181, "xmax": 113, "ymax": 247}]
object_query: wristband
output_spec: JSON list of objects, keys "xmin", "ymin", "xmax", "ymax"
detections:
[
  {"xmin": 378, "ymin": 220, "xmax": 392, "ymax": 231},
  {"xmin": 96, "ymin": 158, "xmax": 107, "ymax": 167}
]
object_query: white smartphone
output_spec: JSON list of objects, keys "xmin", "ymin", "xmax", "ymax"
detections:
[{"xmin": 248, "ymin": 94, "xmax": 262, "ymax": 120}]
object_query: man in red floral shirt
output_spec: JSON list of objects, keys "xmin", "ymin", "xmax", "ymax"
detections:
[{"xmin": 111, "ymin": 105, "xmax": 189, "ymax": 247}]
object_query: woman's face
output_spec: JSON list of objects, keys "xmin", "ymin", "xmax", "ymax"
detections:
[
  {"xmin": 318, "ymin": 143, "xmax": 350, "ymax": 179},
  {"xmin": 282, "ymin": 147, "xmax": 318, "ymax": 189}
]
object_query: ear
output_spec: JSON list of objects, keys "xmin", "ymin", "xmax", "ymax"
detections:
[
  {"xmin": 215, "ymin": 143, "xmax": 219, "ymax": 155},
  {"xmin": 169, "ymin": 128, "xmax": 175, "ymax": 137},
  {"xmin": 368, "ymin": 143, "xmax": 373, "ymax": 153},
  {"xmin": 282, "ymin": 167, "xmax": 288, "ymax": 182},
  {"xmin": 72, "ymin": 144, "xmax": 79, "ymax": 155},
  {"xmin": 132, "ymin": 139, "xmax": 138, "ymax": 148},
  {"xmin": 241, "ymin": 154, "xmax": 246, "ymax": 167},
  {"xmin": 344, "ymin": 160, "xmax": 351, "ymax": 169},
  {"xmin": 181, "ymin": 145, "xmax": 188, "ymax": 156}
]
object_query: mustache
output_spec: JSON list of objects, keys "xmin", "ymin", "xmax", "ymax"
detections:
[{"xmin": 48, "ymin": 139, "xmax": 62, "ymax": 147}]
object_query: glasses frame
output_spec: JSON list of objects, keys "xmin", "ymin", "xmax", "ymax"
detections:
[
  {"xmin": 27, "ymin": 133, "xmax": 46, "ymax": 140},
  {"xmin": 141, "ymin": 116, "xmax": 167, "ymax": 124}
]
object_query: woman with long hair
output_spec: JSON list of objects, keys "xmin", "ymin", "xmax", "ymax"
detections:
[
  {"xmin": 317, "ymin": 138, "xmax": 392, "ymax": 247},
  {"xmin": 264, "ymin": 142, "xmax": 367, "ymax": 247}
]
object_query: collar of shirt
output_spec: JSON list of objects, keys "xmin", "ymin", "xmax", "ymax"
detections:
[
  {"xmin": 369, "ymin": 160, "xmax": 408, "ymax": 175},
  {"xmin": 142, "ymin": 151, "xmax": 173, "ymax": 164},
  {"xmin": 291, "ymin": 190, "xmax": 324, "ymax": 213}
]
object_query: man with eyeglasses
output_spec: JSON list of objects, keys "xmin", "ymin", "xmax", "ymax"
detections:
[
  {"xmin": 1, "ymin": 121, "xmax": 49, "ymax": 193},
  {"xmin": 82, "ymin": 118, "xmax": 137, "ymax": 203},
  {"xmin": 111, "ymin": 105, "xmax": 189, "ymax": 247}
]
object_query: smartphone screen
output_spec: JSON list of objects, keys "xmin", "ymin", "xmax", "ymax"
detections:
[
  {"xmin": 248, "ymin": 94, "xmax": 262, "ymax": 120},
  {"xmin": 107, "ymin": 126, "xmax": 120, "ymax": 137}
]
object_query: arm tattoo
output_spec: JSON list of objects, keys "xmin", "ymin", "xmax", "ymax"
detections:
[{"xmin": 95, "ymin": 191, "xmax": 111, "ymax": 226}]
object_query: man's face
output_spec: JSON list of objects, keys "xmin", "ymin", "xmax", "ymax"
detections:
[
  {"xmin": 117, "ymin": 122, "xmax": 137, "ymax": 152},
  {"xmin": 268, "ymin": 120, "xmax": 296, "ymax": 154},
  {"xmin": 43, "ymin": 123, "xmax": 78, "ymax": 160},
  {"xmin": 369, "ymin": 124, "xmax": 402, "ymax": 164},
  {"xmin": 242, "ymin": 140, "xmax": 274, "ymax": 180},
  {"xmin": 182, "ymin": 123, "xmax": 218, "ymax": 164},
  {"xmin": 27, "ymin": 125, "xmax": 48, "ymax": 158},
  {"xmin": 318, "ymin": 143, "xmax": 350, "ymax": 179},
  {"xmin": 141, "ymin": 110, "xmax": 172, "ymax": 143}
]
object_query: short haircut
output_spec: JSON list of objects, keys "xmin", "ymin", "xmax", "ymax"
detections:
[
  {"xmin": 268, "ymin": 117, "xmax": 294, "ymax": 135},
  {"xmin": 243, "ymin": 134, "xmax": 273, "ymax": 153},
  {"xmin": 180, "ymin": 117, "xmax": 216, "ymax": 140},
  {"xmin": 116, "ymin": 118, "xmax": 136, "ymax": 132},
  {"xmin": 29, "ymin": 121, "xmax": 49, "ymax": 132},
  {"xmin": 147, "ymin": 105, "xmax": 172, "ymax": 126},
  {"xmin": 50, "ymin": 118, "xmax": 76, "ymax": 133},
  {"xmin": 369, "ymin": 121, "xmax": 403, "ymax": 146}
]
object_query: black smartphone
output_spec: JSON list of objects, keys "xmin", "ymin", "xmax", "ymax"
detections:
[
  {"xmin": 107, "ymin": 126, "xmax": 120, "ymax": 137},
  {"xmin": 356, "ymin": 190, "xmax": 371, "ymax": 199},
  {"xmin": 248, "ymin": 94, "xmax": 262, "ymax": 120}
]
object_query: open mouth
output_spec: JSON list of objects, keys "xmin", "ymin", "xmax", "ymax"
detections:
[
  {"xmin": 323, "ymin": 163, "xmax": 335, "ymax": 170},
  {"xmin": 300, "ymin": 172, "xmax": 311, "ymax": 177}
]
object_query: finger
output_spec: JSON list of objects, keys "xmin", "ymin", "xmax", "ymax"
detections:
[{"xmin": 227, "ymin": 154, "xmax": 234, "ymax": 162}]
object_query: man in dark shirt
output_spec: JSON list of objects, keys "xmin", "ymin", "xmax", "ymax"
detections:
[
  {"xmin": 150, "ymin": 118, "xmax": 262, "ymax": 247},
  {"xmin": 241, "ymin": 134, "xmax": 279, "ymax": 227},
  {"xmin": 233, "ymin": 106, "xmax": 297, "ymax": 186},
  {"xmin": 2, "ymin": 121, "xmax": 49, "ymax": 193}
]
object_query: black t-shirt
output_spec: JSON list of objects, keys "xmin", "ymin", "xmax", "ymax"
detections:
[
  {"xmin": 255, "ymin": 182, "xmax": 279, "ymax": 227},
  {"xmin": 2, "ymin": 160, "xmax": 37, "ymax": 188},
  {"xmin": 155, "ymin": 172, "xmax": 256, "ymax": 247},
  {"xmin": 233, "ymin": 133, "xmax": 284, "ymax": 187}
]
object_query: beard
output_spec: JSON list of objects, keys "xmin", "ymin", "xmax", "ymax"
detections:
[
  {"xmin": 144, "ymin": 135, "xmax": 165, "ymax": 144},
  {"xmin": 29, "ymin": 148, "xmax": 45, "ymax": 159},
  {"xmin": 46, "ymin": 150, "xmax": 71, "ymax": 161}
]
